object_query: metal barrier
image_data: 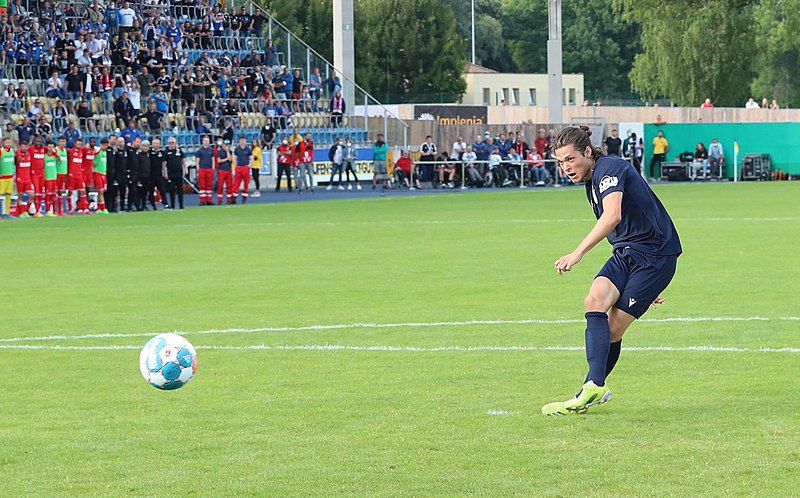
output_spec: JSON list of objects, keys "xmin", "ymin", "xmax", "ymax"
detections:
[{"xmin": 404, "ymin": 158, "xmax": 566, "ymax": 190}]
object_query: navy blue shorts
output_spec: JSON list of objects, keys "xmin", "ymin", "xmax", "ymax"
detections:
[{"xmin": 596, "ymin": 247, "xmax": 678, "ymax": 319}]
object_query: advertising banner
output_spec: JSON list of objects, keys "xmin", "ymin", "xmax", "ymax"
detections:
[{"xmin": 414, "ymin": 105, "xmax": 488, "ymax": 125}]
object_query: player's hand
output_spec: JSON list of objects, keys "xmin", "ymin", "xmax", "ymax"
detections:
[
  {"xmin": 650, "ymin": 297, "xmax": 665, "ymax": 309},
  {"xmin": 555, "ymin": 251, "xmax": 583, "ymax": 275}
]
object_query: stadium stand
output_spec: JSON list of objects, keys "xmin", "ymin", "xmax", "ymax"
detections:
[{"xmin": 0, "ymin": 0, "xmax": 373, "ymax": 155}]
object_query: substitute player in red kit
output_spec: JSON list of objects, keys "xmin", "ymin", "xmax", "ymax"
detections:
[
  {"xmin": 30, "ymin": 137, "xmax": 46, "ymax": 215},
  {"xmin": 55, "ymin": 137, "xmax": 68, "ymax": 215},
  {"xmin": 82, "ymin": 137, "xmax": 97, "ymax": 191},
  {"xmin": 43, "ymin": 141, "xmax": 60, "ymax": 216},
  {"xmin": 15, "ymin": 141, "xmax": 36, "ymax": 217},
  {"xmin": 68, "ymin": 138, "xmax": 89, "ymax": 214}
]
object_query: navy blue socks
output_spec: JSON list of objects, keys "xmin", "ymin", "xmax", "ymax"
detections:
[
  {"xmin": 605, "ymin": 340, "xmax": 622, "ymax": 376},
  {"xmin": 584, "ymin": 312, "xmax": 611, "ymax": 386}
]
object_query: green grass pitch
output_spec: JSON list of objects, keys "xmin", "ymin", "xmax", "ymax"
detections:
[{"xmin": 1, "ymin": 182, "xmax": 799, "ymax": 496}]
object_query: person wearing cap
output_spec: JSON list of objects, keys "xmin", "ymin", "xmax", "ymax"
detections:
[{"xmin": 216, "ymin": 139, "xmax": 234, "ymax": 204}]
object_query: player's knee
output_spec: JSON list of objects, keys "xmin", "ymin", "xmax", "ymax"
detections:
[{"xmin": 583, "ymin": 294, "xmax": 609, "ymax": 312}]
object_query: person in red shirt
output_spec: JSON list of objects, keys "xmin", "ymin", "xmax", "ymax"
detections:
[
  {"xmin": 295, "ymin": 133, "xmax": 315, "ymax": 192},
  {"xmin": 534, "ymin": 128, "xmax": 549, "ymax": 157},
  {"xmin": 67, "ymin": 137, "xmax": 89, "ymax": 214},
  {"xmin": 15, "ymin": 141, "xmax": 36, "ymax": 217},
  {"xmin": 393, "ymin": 150, "xmax": 413, "ymax": 189},
  {"xmin": 30, "ymin": 136, "xmax": 46, "ymax": 214},
  {"xmin": 82, "ymin": 137, "xmax": 97, "ymax": 190},
  {"xmin": 275, "ymin": 138, "xmax": 293, "ymax": 192}
]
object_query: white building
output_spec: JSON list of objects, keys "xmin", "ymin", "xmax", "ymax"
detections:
[{"xmin": 461, "ymin": 63, "xmax": 585, "ymax": 107}]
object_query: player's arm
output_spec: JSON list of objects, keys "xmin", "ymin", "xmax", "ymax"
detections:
[{"xmin": 555, "ymin": 191, "xmax": 622, "ymax": 275}]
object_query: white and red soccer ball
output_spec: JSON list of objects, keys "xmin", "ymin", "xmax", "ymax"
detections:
[{"xmin": 139, "ymin": 333, "xmax": 197, "ymax": 390}]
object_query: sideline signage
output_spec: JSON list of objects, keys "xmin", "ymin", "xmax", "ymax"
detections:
[{"xmin": 414, "ymin": 105, "xmax": 488, "ymax": 125}]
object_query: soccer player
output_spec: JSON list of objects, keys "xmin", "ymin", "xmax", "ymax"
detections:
[
  {"xmin": 93, "ymin": 138, "xmax": 109, "ymax": 214},
  {"xmin": 55, "ymin": 137, "xmax": 69, "ymax": 216},
  {"xmin": 43, "ymin": 141, "xmax": 60, "ymax": 216},
  {"xmin": 82, "ymin": 137, "xmax": 97, "ymax": 191},
  {"xmin": 15, "ymin": 141, "xmax": 35, "ymax": 217},
  {"xmin": 30, "ymin": 137, "xmax": 46, "ymax": 216},
  {"xmin": 67, "ymin": 138, "xmax": 88, "ymax": 214},
  {"xmin": 0, "ymin": 138, "xmax": 15, "ymax": 216},
  {"xmin": 542, "ymin": 125, "xmax": 682, "ymax": 416}
]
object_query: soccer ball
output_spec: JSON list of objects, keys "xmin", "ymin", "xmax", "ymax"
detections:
[{"xmin": 139, "ymin": 333, "xmax": 198, "ymax": 390}]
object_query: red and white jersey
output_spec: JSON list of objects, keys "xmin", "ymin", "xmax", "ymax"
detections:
[
  {"xmin": 15, "ymin": 149, "xmax": 32, "ymax": 179},
  {"xmin": 82, "ymin": 145, "xmax": 96, "ymax": 167},
  {"xmin": 298, "ymin": 141, "xmax": 314, "ymax": 163},
  {"xmin": 30, "ymin": 145, "xmax": 46, "ymax": 175},
  {"xmin": 68, "ymin": 147, "xmax": 84, "ymax": 177}
]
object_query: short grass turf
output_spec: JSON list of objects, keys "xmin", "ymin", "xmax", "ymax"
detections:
[{"xmin": 1, "ymin": 182, "xmax": 799, "ymax": 497}]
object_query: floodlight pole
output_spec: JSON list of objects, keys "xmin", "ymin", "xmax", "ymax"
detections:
[
  {"xmin": 471, "ymin": 0, "xmax": 476, "ymax": 64},
  {"xmin": 333, "ymin": 0, "xmax": 355, "ymax": 111},
  {"xmin": 547, "ymin": 0, "xmax": 563, "ymax": 125}
]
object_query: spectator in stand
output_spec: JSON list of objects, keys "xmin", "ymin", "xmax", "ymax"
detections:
[
  {"xmin": 62, "ymin": 121, "xmax": 81, "ymax": 148},
  {"xmin": 323, "ymin": 70, "xmax": 341, "ymax": 99},
  {"xmin": 117, "ymin": 2, "xmax": 137, "ymax": 36},
  {"xmin": 308, "ymin": 67, "xmax": 322, "ymax": 111},
  {"xmin": 745, "ymin": 97, "xmax": 760, "ymax": 109},
  {"xmin": 46, "ymin": 71, "xmax": 67, "ymax": 99},
  {"xmin": 114, "ymin": 92, "xmax": 135, "ymax": 130},
  {"xmin": 17, "ymin": 117, "xmax": 35, "ymax": 145},
  {"xmin": 604, "ymin": 129, "xmax": 622, "ymax": 157},
  {"xmin": 2, "ymin": 83, "xmax": 19, "ymax": 113},
  {"xmin": 121, "ymin": 119, "xmax": 142, "ymax": 145},
  {"xmin": 462, "ymin": 145, "xmax": 483, "ymax": 187},
  {"xmin": 65, "ymin": 65, "xmax": 83, "ymax": 103},
  {"xmin": 770, "ymin": 99, "xmax": 780, "ymax": 110},
  {"xmin": 418, "ymin": 135, "xmax": 437, "ymax": 189},
  {"xmin": 527, "ymin": 149, "xmax": 547, "ymax": 186},
  {"xmin": 330, "ymin": 90, "xmax": 345, "ymax": 128},
  {"xmin": 128, "ymin": 80, "xmax": 142, "ymax": 117},
  {"xmin": 195, "ymin": 116, "xmax": 212, "ymax": 137},
  {"xmin": 290, "ymin": 69, "xmax": 303, "ymax": 112},
  {"xmin": 143, "ymin": 102, "xmax": 164, "ymax": 136},
  {"xmin": 534, "ymin": 128, "xmax": 549, "ymax": 157},
  {"xmin": 76, "ymin": 100, "xmax": 96, "ymax": 133},
  {"xmin": 27, "ymin": 99, "xmax": 45, "ymax": 121},
  {"xmin": 472, "ymin": 134, "xmax": 488, "ymax": 164},
  {"xmin": 700, "ymin": 98, "xmax": 714, "ymax": 108},
  {"xmin": 761, "ymin": 98, "xmax": 769, "ymax": 109},
  {"xmin": 51, "ymin": 99, "xmax": 68, "ymax": 134},
  {"xmin": 264, "ymin": 38, "xmax": 278, "ymax": 68}
]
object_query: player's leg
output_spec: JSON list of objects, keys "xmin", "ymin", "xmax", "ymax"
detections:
[{"xmin": 242, "ymin": 168, "xmax": 250, "ymax": 202}]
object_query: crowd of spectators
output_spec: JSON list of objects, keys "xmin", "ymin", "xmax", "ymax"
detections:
[{"xmin": 0, "ymin": 0, "xmax": 349, "ymax": 146}]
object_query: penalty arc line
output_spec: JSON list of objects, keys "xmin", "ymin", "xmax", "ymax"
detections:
[
  {"xmin": 0, "ymin": 316, "xmax": 798, "ymax": 344},
  {"xmin": 1, "ymin": 344, "xmax": 800, "ymax": 353}
]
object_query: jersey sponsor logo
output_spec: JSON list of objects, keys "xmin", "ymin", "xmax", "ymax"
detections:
[
  {"xmin": 599, "ymin": 175, "xmax": 619, "ymax": 193},
  {"xmin": 628, "ymin": 298, "xmax": 637, "ymax": 307}
]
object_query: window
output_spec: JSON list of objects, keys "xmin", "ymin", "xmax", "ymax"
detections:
[
  {"xmin": 568, "ymin": 88, "xmax": 576, "ymax": 105},
  {"xmin": 502, "ymin": 88, "xmax": 510, "ymax": 105},
  {"xmin": 528, "ymin": 88, "xmax": 537, "ymax": 106},
  {"xmin": 512, "ymin": 88, "xmax": 520, "ymax": 106},
  {"xmin": 482, "ymin": 88, "xmax": 490, "ymax": 105}
]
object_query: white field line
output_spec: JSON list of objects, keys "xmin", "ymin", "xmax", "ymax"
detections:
[
  {"xmin": 3, "ymin": 216, "xmax": 800, "ymax": 231},
  {"xmin": 0, "ymin": 316, "xmax": 797, "ymax": 344},
  {"xmin": 1, "ymin": 344, "xmax": 799, "ymax": 353}
]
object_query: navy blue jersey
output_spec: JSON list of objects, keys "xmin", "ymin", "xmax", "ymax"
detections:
[{"xmin": 587, "ymin": 156, "xmax": 682, "ymax": 256}]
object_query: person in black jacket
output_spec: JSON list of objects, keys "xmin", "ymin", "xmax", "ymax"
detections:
[
  {"xmin": 105, "ymin": 134, "xmax": 117, "ymax": 212},
  {"xmin": 148, "ymin": 138, "xmax": 168, "ymax": 210},
  {"xmin": 110, "ymin": 136, "xmax": 128, "ymax": 212},
  {"xmin": 165, "ymin": 137, "xmax": 188, "ymax": 210},
  {"xmin": 137, "ymin": 140, "xmax": 152, "ymax": 211},
  {"xmin": 125, "ymin": 137, "xmax": 141, "ymax": 211}
]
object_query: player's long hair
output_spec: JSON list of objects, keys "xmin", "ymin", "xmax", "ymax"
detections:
[{"xmin": 550, "ymin": 125, "xmax": 605, "ymax": 161}]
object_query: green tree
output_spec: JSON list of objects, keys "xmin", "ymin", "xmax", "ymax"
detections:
[
  {"xmin": 355, "ymin": 0, "xmax": 467, "ymax": 102},
  {"xmin": 259, "ymin": 0, "xmax": 334, "ymax": 61},
  {"xmin": 441, "ymin": 0, "xmax": 515, "ymax": 71},
  {"xmin": 751, "ymin": 0, "xmax": 800, "ymax": 107},
  {"xmin": 620, "ymin": 0, "xmax": 756, "ymax": 107},
  {"xmin": 502, "ymin": 0, "xmax": 639, "ymax": 97}
]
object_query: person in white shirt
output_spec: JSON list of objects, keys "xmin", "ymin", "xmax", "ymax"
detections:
[
  {"xmin": 118, "ymin": 2, "xmax": 137, "ymax": 34},
  {"xmin": 46, "ymin": 71, "xmax": 67, "ymax": 99},
  {"xmin": 128, "ymin": 81, "xmax": 141, "ymax": 115},
  {"xmin": 451, "ymin": 136, "xmax": 466, "ymax": 162},
  {"xmin": 462, "ymin": 145, "xmax": 483, "ymax": 187},
  {"xmin": 744, "ymin": 98, "xmax": 760, "ymax": 109}
]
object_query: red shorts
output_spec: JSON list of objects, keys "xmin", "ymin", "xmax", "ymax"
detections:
[
  {"xmin": 83, "ymin": 167, "xmax": 94, "ymax": 188},
  {"xmin": 32, "ymin": 173, "xmax": 45, "ymax": 194},
  {"xmin": 57, "ymin": 174, "xmax": 68, "ymax": 190},
  {"xmin": 92, "ymin": 172, "xmax": 107, "ymax": 191},
  {"xmin": 16, "ymin": 178, "xmax": 34, "ymax": 193},
  {"xmin": 67, "ymin": 175, "xmax": 86, "ymax": 191},
  {"xmin": 45, "ymin": 179, "xmax": 57, "ymax": 193}
]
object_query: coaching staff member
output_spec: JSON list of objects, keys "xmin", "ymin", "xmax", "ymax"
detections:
[{"xmin": 165, "ymin": 137, "xmax": 187, "ymax": 210}]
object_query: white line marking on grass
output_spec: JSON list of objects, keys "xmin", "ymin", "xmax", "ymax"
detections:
[
  {"xmin": 0, "ymin": 316, "xmax": 787, "ymax": 343},
  {"xmin": 1, "ymin": 344, "xmax": 799, "ymax": 353},
  {"xmin": 487, "ymin": 410, "xmax": 514, "ymax": 415}
]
